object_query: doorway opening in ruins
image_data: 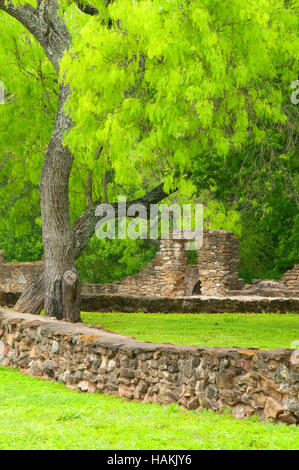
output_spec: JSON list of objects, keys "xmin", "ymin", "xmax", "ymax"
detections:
[
  {"xmin": 186, "ymin": 241, "xmax": 198, "ymax": 265},
  {"xmin": 192, "ymin": 280, "xmax": 202, "ymax": 295}
]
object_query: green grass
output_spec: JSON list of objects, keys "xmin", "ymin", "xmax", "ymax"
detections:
[
  {"xmin": 0, "ymin": 367, "xmax": 298, "ymax": 450},
  {"xmin": 81, "ymin": 312, "xmax": 299, "ymax": 350}
]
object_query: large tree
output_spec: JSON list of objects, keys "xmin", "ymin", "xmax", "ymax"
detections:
[
  {"xmin": 0, "ymin": 0, "xmax": 297, "ymax": 321},
  {"xmin": 0, "ymin": 0, "xmax": 174, "ymax": 321}
]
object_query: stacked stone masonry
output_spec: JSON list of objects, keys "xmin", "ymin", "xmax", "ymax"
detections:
[
  {"xmin": 0, "ymin": 251, "xmax": 42, "ymax": 294},
  {"xmin": 83, "ymin": 230, "xmax": 244, "ymax": 297},
  {"xmin": 1, "ymin": 290, "xmax": 299, "ymax": 313},
  {"xmin": 0, "ymin": 230, "xmax": 298, "ymax": 299},
  {"xmin": 86, "ymin": 237, "xmax": 188, "ymax": 297},
  {"xmin": 231, "ymin": 266, "xmax": 299, "ymax": 298},
  {"xmin": 0, "ymin": 309, "xmax": 298, "ymax": 424}
]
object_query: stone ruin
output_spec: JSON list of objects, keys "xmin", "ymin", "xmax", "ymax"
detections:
[
  {"xmin": 86, "ymin": 229, "xmax": 244, "ymax": 296},
  {"xmin": 0, "ymin": 229, "xmax": 298, "ymax": 298},
  {"xmin": 83, "ymin": 229, "xmax": 299, "ymax": 298}
]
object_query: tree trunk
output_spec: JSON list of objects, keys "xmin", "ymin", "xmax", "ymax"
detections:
[
  {"xmin": 14, "ymin": 266, "xmax": 45, "ymax": 314},
  {"xmin": 15, "ymin": 86, "xmax": 81, "ymax": 321},
  {"xmin": 39, "ymin": 84, "xmax": 81, "ymax": 322}
]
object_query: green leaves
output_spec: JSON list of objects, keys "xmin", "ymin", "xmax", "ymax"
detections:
[
  {"xmin": 60, "ymin": 0, "xmax": 298, "ymax": 202},
  {"xmin": 0, "ymin": 14, "xmax": 57, "ymax": 250}
]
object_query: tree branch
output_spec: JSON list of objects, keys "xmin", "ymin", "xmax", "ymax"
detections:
[
  {"xmin": 0, "ymin": 0, "xmax": 71, "ymax": 72},
  {"xmin": 72, "ymin": 182, "xmax": 176, "ymax": 257},
  {"xmin": 0, "ymin": 1, "xmax": 39, "ymax": 34},
  {"xmin": 76, "ymin": 2, "xmax": 99, "ymax": 15}
]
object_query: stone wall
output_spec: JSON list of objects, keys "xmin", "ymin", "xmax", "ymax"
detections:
[
  {"xmin": 1, "ymin": 290, "xmax": 298, "ymax": 312},
  {"xmin": 0, "ymin": 251, "xmax": 42, "ymax": 293},
  {"xmin": 282, "ymin": 265, "xmax": 299, "ymax": 294},
  {"xmin": 196, "ymin": 230, "xmax": 244, "ymax": 295},
  {"xmin": 231, "ymin": 265, "xmax": 299, "ymax": 298},
  {"xmin": 1, "ymin": 234, "xmax": 298, "ymax": 299},
  {"xmin": 80, "ymin": 293, "xmax": 299, "ymax": 313},
  {"xmin": 0, "ymin": 309, "xmax": 298, "ymax": 424},
  {"xmin": 85, "ymin": 237, "xmax": 187, "ymax": 297},
  {"xmin": 82, "ymin": 230, "xmax": 244, "ymax": 297},
  {"xmin": 0, "ymin": 239, "xmax": 187, "ymax": 298}
]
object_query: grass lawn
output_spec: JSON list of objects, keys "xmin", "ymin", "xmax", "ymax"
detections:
[
  {"xmin": 0, "ymin": 366, "xmax": 298, "ymax": 450},
  {"xmin": 81, "ymin": 312, "xmax": 299, "ymax": 350}
]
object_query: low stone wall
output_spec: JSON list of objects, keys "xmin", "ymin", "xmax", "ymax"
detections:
[
  {"xmin": 231, "ymin": 266, "xmax": 299, "ymax": 298},
  {"xmin": 1, "ymin": 290, "xmax": 299, "ymax": 313},
  {"xmin": 81, "ymin": 294, "xmax": 299, "ymax": 313},
  {"xmin": 0, "ymin": 257, "xmax": 42, "ymax": 293},
  {"xmin": 0, "ymin": 309, "xmax": 298, "ymax": 424}
]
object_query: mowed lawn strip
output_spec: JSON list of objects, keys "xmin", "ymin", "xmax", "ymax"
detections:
[
  {"xmin": 81, "ymin": 312, "xmax": 299, "ymax": 350},
  {"xmin": 0, "ymin": 367, "xmax": 298, "ymax": 450}
]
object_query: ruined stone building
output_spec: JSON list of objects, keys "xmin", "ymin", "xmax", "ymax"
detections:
[{"xmin": 0, "ymin": 229, "xmax": 298, "ymax": 298}]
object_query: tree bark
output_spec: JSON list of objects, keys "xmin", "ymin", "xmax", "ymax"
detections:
[
  {"xmin": 40, "ymin": 84, "xmax": 81, "ymax": 322},
  {"xmin": 14, "ymin": 266, "xmax": 46, "ymax": 314},
  {"xmin": 15, "ymin": 84, "xmax": 81, "ymax": 322}
]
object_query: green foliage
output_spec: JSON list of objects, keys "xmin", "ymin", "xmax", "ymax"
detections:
[
  {"xmin": 0, "ymin": 14, "xmax": 57, "ymax": 259},
  {"xmin": 0, "ymin": 227, "xmax": 42, "ymax": 262},
  {"xmin": 204, "ymin": 103, "xmax": 299, "ymax": 281},
  {"xmin": 203, "ymin": 197, "xmax": 241, "ymax": 237},
  {"xmin": 239, "ymin": 216, "xmax": 279, "ymax": 282},
  {"xmin": 76, "ymin": 235, "xmax": 157, "ymax": 283},
  {"xmin": 187, "ymin": 250, "xmax": 198, "ymax": 265},
  {"xmin": 62, "ymin": 0, "xmax": 298, "ymax": 199}
]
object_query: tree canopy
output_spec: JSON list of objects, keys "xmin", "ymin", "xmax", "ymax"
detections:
[
  {"xmin": 0, "ymin": 0, "xmax": 298, "ymax": 308},
  {"xmin": 61, "ymin": 0, "xmax": 298, "ymax": 196}
]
